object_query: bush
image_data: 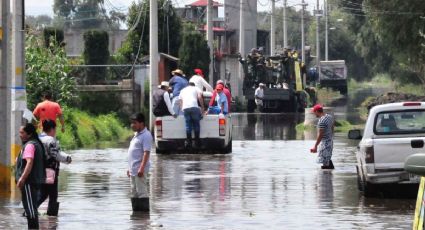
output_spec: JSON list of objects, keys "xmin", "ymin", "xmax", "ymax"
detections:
[
  {"xmin": 43, "ymin": 27, "xmax": 64, "ymax": 48},
  {"xmin": 83, "ymin": 30, "xmax": 109, "ymax": 84},
  {"xmin": 25, "ymin": 35, "xmax": 77, "ymax": 109},
  {"xmin": 56, "ymin": 109, "xmax": 131, "ymax": 150}
]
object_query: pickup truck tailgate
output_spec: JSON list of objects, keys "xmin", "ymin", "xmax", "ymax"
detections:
[
  {"xmin": 161, "ymin": 116, "xmax": 221, "ymax": 139},
  {"xmin": 374, "ymin": 137, "xmax": 425, "ymax": 169}
]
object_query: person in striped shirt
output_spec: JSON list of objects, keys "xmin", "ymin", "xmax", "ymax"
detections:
[{"xmin": 310, "ymin": 104, "xmax": 335, "ymax": 169}]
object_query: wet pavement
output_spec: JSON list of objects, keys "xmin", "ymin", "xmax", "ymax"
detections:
[{"xmin": 0, "ymin": 111, "xmax": 416, "ymax": 229}]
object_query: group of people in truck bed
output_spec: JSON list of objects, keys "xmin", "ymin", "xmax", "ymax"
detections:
[{"xmin": 152, "ymin": 68, "xmax": 232, "ymax": 148}]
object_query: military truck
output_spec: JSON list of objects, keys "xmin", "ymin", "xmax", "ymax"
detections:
[
  {"xmin": 319, "ymin": 60, "xmax": 347, "ymax": 95},
  {"xmin": 239, "ymin": 48, "xmax": 307, "ymax": 113}
]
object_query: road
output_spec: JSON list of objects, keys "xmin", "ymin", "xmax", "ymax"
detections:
[{"xmin": 0, "ymin": 113, "xmax": 416, "ymax": 229}]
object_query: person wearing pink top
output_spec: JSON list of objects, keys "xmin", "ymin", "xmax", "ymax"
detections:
[{"xmin": 209, "ymin": 80, "xmax": 232, "ymax": 112}]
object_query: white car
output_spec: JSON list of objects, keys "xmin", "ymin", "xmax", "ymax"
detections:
[{"xmin": 349, "ymin": 102, "xmax": 425, "ymax": 196}]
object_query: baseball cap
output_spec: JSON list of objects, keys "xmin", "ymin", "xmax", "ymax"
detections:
[{"xmin": 312, "ymin": 104, "xmax": 323, "ymax": 112}]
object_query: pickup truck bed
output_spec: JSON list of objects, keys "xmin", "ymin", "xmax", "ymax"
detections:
[{"xmin": 155, "ymin": 114, "xmax": 232, "ymax": 154}]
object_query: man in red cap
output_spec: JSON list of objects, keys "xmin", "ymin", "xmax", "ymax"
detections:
[
  {"xmin": 209, "ymin": 80, "xmax": 231, "ymax": 112},
  {"xmin": 189, "ymin": 68, "xmax": 213, "ymax": 92},
  {"xmin": 310, "ymin": 104, "xmax": 335, "ymax": 169},
  {"xmin": 207, "ymin": 84, "xmax": 229, "ymax": 115}
]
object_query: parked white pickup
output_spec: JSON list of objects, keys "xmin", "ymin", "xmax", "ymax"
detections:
[{"xmin": 349, "ymin": 102, "xmax": 425, "ymax": 196}]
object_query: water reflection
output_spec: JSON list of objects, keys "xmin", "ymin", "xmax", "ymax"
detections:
[
  {"xmin": 316, "ymin": 171, "xmax": 334, "ymax": 206},
  {"xmin": 233, "ymin": 113, "xmax": 305, "ymax": 140},
  {"xmin": 0, "ymin": 113, "xmax": 416, "ymax": 229}
]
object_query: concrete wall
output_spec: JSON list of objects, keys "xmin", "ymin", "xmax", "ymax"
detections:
[
  {"xmin": 64, "ymin": 29, "xmax": 127, "ymax": 56},
  {"xmin": 224, "ymin": 0, "xmax": 257, "ymax": 55},
  {"xmin": 219, "ymin": 56, "xmax": 242, "ymax": 99},
  {"xmin": 76, "ymin": 70, "xmax": 147, "ymax": 117}
]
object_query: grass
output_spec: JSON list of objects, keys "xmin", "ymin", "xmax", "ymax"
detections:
[
  {"xmin": 56, "ymin": 108, "xmax": 132, "ymax": 150},
  {"xmin": 316, "ymin": 87, "xmax": 342, "ymax": 106},
  {"xmin": 296, "ymin": 119, "xmax": 356, "ymax": 133}
]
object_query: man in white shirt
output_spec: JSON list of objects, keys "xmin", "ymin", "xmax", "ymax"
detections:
[
  {"xmin": 189, "ymin": 68, "xmax": 213, "ymax": 92},
  {"xmin": 255, "ymin": 83, "xmax": 265, "ymax": 112},
  {"xmin": 179, "ymin": 82, "xmax": 205, "ymax": 149}
]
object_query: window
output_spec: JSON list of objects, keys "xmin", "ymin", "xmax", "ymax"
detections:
[{"xmin": 374, "ymin": 110, "xmax": 425, "ymax": 135}]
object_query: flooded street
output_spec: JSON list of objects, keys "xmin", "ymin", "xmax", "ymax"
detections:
[{"xmin": 0, "ymin": 111, "xmax": 416, "ymax": 229}]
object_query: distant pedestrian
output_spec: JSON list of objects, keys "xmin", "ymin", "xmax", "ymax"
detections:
[
  {"xmin": 310, "ymin": 104, "xmax": 335, "ymax": 169},
  {"xmin": 255, "ymin": 83, "xmax": 265, "ymax": 112},
  {"xmin": 180, "ymin": 82, "xmax": 205, "ymax": 149},
  {"xmin": 33, "ymin": 91, "xmax": 65, "ymax": 133},
  {"xmin": 169, "ymin": 69, "xmax": 188, "ymax": 115},
  {"xmin": 189, "ymin": 68, "xmax": 213, "ymax": 92},
  {"xmin": 209, "ymin": 80, "xmax": 232, "ymax": 111},
  {"xmin": 127, "ymin": 113, "xmax": 152, "ymax": 210},
  {"xmin": 37, "ymin": 120, "xmax": 72, "ymax": 216},
  {"xmin": 153, "ymin": 81, "xmax": 176, "ymax": 117},
  {"xmin": 16, "ymin": 123, "xmax": 46, "ymax": 229}
]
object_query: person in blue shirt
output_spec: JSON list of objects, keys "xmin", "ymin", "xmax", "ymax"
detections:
[
  {"xmin": 207, "ymin": 84, "xmax": 229, "ymax": 115},
  {"xmin": 169, "ymin": 69, "xmax": 188, "ymax": 115}
]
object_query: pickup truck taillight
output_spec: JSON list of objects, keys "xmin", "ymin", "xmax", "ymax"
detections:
[
  {"xmin": 219, "ymin": 118, "xmax": 226, "ymax": 136},
  {"xmin": 365, "ymin": 145, "xmax": 374, "ymax": 163},
  {"xmin": 156, "ymin": 120, "xmax": 162, "ymax": 138}
]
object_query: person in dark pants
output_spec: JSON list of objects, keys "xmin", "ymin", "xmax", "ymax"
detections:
[
  {"xmin": 179, "ymin": 82, "xmax": 205, "ymax": 148},
  {"xmin": 16, "ymin": 123, "xmax": 46, "ymax": 229},
  {"xmin": 37, "ymin": 120, "xmax": 72, "ymax": 216}
]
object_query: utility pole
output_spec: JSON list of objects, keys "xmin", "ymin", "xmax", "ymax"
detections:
[
  {"xmin": 324, "ymin": 0, "xmax": 328, "ymax": 61},
  {"xmin": 270, "ymin": 0, "xmax": 275, "ymax": 55},
  {"xmin": 0, "ymin": 0, "xmax": 11, "ymax": 193},
  {"xmin": 149, "ymin": 0, "xmax": 158, "ymax": 130},
  {"xmin": 239, "ymin": 0, "xmax": 245, "ymax": 98},
  {"xmin": 315, "ymin": 0, "xmax": 320, "ymax": 67},
  {"xmin": 301, "ymin": 0, "xmax": 305, "ymax": 64},
  {"xmin": 207, "ymin": 0, "xmax": 214, "ymax": 85},
  {"xmin": 283, "ymin": 0, "xmax": 287, "ymax": 48},
  {"xmin": 0, "ymin": 0, "xmax": 25, "ymax": 193}
]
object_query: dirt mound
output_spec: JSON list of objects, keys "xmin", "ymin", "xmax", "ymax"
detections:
[{"xmin": 365, "ymin": 92, "xmax": 425, "ymax": 111}]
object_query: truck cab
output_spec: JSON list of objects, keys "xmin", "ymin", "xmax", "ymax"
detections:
[
  {"xmin": 349, "ymin": 102, "xmax": 425, "ymax": 196},
  {"xmin": 319, "ymin": 60, "xmax": 347, "ymax": 95}
]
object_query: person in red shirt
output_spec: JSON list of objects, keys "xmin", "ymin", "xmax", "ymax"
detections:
[
  {"xmin": 209, "ymin": 80, "xmax": 232, "ymax": 112},
  {"xmin": 33, "ymin": 91, "xmax": 65, "ymax": 132}
]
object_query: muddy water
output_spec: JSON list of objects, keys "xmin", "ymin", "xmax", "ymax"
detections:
[{"xmin": 0, "ymin": 112, "xmax": 415, "ymax": 229}]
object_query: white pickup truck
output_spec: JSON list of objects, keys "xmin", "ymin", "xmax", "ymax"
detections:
[
  {"xmin": 154, "ymin": 115, "xmax": 232, "ymax": 154},
  {"xmin": 154, "ymin": 92, "xmax": 232, "ymax": 154},
  {"xmin": 349, "ymin": 102, "xmax": 425, "ymax": 196}
]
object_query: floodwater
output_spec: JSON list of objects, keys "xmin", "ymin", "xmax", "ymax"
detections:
[{"xmin": 0, "ymin": 92, "xmax": 416, "ymax": 229}]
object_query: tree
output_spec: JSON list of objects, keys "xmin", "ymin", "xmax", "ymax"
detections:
[
  {"xmin": 363, "ymin": 0, "xmax": 425, "ymax": 86},
  {"xmin": 53, "ymin": 0, "xmax": 124, "ymax": 29},
  {"xmin": 178, "ymin": 23, "xmax": 210, "ymax": 80},
  {"xmin": 43, "ymin": 27, "xmax": 65, "ymax": 48},
  {"xmin": 25, "ymin": 35, "xmax": 77, "ymax": 109},
  {"xmin": 118, "ymin": 0, "xmax": 182, "ymax": 63},
  {"xmin": 25, "ymin": 15, "xmax": 53, "ymax": 30},
  {"xmin": 83, "ymin": 30, "xmax": 110, "ymax": 84},
  {"xmin": 257, "ymin": 7, "xmax": 313, "ymax": 50}
]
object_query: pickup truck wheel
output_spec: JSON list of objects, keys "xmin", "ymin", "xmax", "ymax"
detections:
[
  {"xmin": 155, "ymin": 148, "xmax": 167, "ymax": 154},
  {"xmin": 356, "ymin": 166, "xmax": 364, "ymax": 192},
  {"xmin": 363, "ymin": 182, "xmax": 377, "ymax": 197},
  {"xmin": 223, "ymin": 139, "xmax": 232, "ymax": 154},
  {"xmin": 247, "ymin": 100, "xmax": 256, "ymax": 113}
]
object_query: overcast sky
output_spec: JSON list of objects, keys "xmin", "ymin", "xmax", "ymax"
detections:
[{"xmin": 25, "ymin": 0, "xmax": 319, "ymax": 16}]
